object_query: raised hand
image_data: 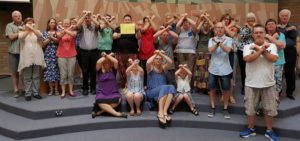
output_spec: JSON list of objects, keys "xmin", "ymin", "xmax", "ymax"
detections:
[
  {"xmin": 134, "ymin": 59, "xmax": 140, "ymax": 65},
  {"xmin": 101, "ymin": 52, "xmax": 107, "ymax": 57},
  {"xmin": 128, "ymin": 58, "xmax": 133, "ymax": 65}
]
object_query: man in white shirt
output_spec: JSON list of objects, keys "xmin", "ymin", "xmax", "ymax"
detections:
[{"xmin": 240, "ymin": 24, "xmax": 280, "ymax": 141}]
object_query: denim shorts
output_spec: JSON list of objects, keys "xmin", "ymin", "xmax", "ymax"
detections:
[{"xmin": 208, "ymin": 73, "xmax": 231, "ymax": 91}]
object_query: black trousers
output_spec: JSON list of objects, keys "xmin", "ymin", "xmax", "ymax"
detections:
[
  {"xmin": 79, "ymin": 49, "xmax": 98, "ymax": 90},
  {"xmin": 140, "ymin": 60, "xmax": 147, "ymax": 86},
  {"xmin": 237, "ymin": 50, "xmax": 246, "ymax": 91},
  {"xmin": 284, "ymin": 47, "xmax": 297, "ymax": 96}
]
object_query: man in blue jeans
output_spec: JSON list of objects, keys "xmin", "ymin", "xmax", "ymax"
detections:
[
  {"xmin": 240, "ymin": 24, "xmax": 279, "ymax": 141},
  {"xmin": 207, "ymin": 22, "xmax": 233, "ymax": 119}
]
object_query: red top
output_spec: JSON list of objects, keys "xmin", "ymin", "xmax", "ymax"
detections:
[
  {"xmin": 139, "ymin": 28, "xmax": 155, "ymax": 60},
  {"xmin": 56, "ymin": 31, "xmax": 77, "ymax": 58}
]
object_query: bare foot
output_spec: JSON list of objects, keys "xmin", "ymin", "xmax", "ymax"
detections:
[
  {"xmin": 130, "ymin": 110, "xmax": 135, "ymax": 116},
  {"xmin": 136, "ymin": 109, "xmax": 141, "ymax": 116}
]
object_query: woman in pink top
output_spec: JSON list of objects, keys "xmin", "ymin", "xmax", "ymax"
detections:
[{"xmin": 56, "ymin": 19, "xmax": 77, "ymax": 99}]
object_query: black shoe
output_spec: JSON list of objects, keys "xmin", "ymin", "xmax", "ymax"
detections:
[
  {"xmin": 90, "ymin": 89, "xmax": 96, "ymax": 95},
  {"xmin": 287, "ymin": 95, "xmax": 295, "ymax": 100},
  {"xmin": 91, "ymin": 112, "xmax": 97, "ymax": 118},
  {"xmin": 120, "ymin": 112, "xmax": 127, "ymax": 118},
  {"xmin": 82, "ymin": 89, "xmax": 88, "ymax": 95},
  {"xmin": 25, "ymin": 96, "xmax": 31, "ymax": 101},
  {"xmin": 33, "ymin": 95, "xmax": 42, "ymax": 99}
]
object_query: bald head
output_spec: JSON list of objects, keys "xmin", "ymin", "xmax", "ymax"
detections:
[{"xmin": 214, "ymin": 22, "xmax": 225, "ymax": 37}]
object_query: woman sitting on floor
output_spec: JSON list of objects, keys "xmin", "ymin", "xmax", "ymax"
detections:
[
  {"xmin": 146, "ymin": 50, "xmax": 176, "ymax": 128},
  {"xmin": 91, "ymin": 52, "xmax": 127, "ymax": 118},
  {"xmin": 125, "ymin": 58, "xmax": 145, "ymax": 116}
]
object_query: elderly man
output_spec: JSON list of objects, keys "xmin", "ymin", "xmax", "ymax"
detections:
[
  {"xmin": 240, "ymin": 24, "xmax": 279, "ymax": 141},
  {"xmin": 76, "ymin": 11, "xmax": 100, "ymax": 95},
  {"xmin": 5, "ymin": 10, "xmax": 25, "ymax": 97},
  {"xmin": 277, "ymin": 9, "xmax": 299, "ymax": 100},
  {"xmin": 207, "ymin": 22, "xmax": 233, "ymax": 119}
]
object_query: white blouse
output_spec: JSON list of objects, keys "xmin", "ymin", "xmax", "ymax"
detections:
[
  {"xmin": 176, "ymin": 75, "xmax": 191, "ymax": 93},
  {"xmin": 18, "ymin": 31, "xmax": 46, "ymax": 72}
]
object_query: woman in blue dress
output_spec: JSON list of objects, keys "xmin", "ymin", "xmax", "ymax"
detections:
[
  {"xmin": 146, "ymin": 50, "xmax": 176, "ymax": 128},
  {"xmin": 125, "ymin": 58, "xmax": 145, "ymax": 116},
  {"xmin": 42, "ymin": 18, "xmax": 60, "ymax": 96}
]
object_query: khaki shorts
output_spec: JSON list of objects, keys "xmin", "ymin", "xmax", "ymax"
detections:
[{"xmin": 244, "ymin": 85, "xmax": 278, "ymax": 117}]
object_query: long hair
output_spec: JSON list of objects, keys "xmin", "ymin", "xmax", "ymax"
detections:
[
  {"xmin": 46, "ymin": 18, "xmax": 57, "ymax": 31},
  {"xmin": 102, "ymin": 59, "xmax": 113, "ymax": 73},
  {"xmin": 220, "ymin": 13, "xmax": 232, "ymax": 25}
]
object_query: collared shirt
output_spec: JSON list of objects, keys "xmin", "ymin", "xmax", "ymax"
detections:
[
  {"xmin": 78, "ymin": 24, "xmax": 98, "ymax": 50},
  {"xmin": 277, "ymin": 23, "xmax": 299, "ymax": 48},
  {"xmin": 208, "ymin": 35, "xmax": 233, "ymax": 76},
  {"xmin": 5, "ymin": 21, "xmax": 24, "ymax": 54}
]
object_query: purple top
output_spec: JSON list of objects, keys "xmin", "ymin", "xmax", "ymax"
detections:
[{"xmin": 95, "ymin": 68, "xmax": 121, "ymax": 100}]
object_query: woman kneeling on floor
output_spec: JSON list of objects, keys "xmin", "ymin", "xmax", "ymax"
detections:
[
  {"xmin": 92, "ymin": 52, "xmax": 127, "ymax": 118},
  {"xmin": 146, "ymin": 50, "xmax": 176, "ymax": 128},
  {"xmin": 168, "ymin": 64, "xmax": 198, "ymax": 116},
  {"xmin": 125, "ymin": 58, "xmax": 145, "ymax": 116}
]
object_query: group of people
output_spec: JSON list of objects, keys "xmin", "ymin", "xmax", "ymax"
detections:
[{"xmin": 5, "ymin": 8, "xmax": 299, "ymax": 141}]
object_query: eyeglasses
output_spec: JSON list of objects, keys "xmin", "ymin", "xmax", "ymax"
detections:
[
  {"xmin": 253, "ymin": 32, "xmax": 265, "ymax": 34},
  {"xmin": 155, "ymin": 58, "xmax": 162, "ymax": 60},
  {"xmin": 215, "ymin": 27, "xmax": 224, "ymax": 29}
]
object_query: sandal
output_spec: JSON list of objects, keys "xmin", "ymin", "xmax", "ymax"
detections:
[
  {"xmin": 48, "ymin": 90, "xmax": 53, "ymax": 96},
  {"xmin": 164, "ymin": 115, "xmax": 172, "ymax": 123},
  {"xmin": 157, "ymin": 115, "xmax": 167, "ymax": 128},
  {"xmin": 191, "ymin": 108, "xmax": 199, "ymax": 116}
]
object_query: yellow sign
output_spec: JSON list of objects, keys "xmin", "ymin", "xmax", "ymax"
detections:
[{"xmin": 120, "ymin": 23, "xmax": 135, "ymax": 34}]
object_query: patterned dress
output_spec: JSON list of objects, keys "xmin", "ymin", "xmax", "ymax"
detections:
[{"xmin": 42, "ymin": 31, "xmax": 60, "ymax": 82}]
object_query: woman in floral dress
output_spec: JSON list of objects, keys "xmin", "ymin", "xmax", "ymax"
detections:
[{"xmin": 42, "ymin": 18, "xmax": 60, "ymax": 96}]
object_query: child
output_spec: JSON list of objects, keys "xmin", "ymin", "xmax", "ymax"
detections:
[
  {"xmin": 169, "ymin": 64, "xmax": 198, "ymax": 116},
  {"xmin": 125, "ymin": 59, "xmax": 145, "ymax": 116}
]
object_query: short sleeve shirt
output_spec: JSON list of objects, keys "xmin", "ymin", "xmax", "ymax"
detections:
[
  {"xmin": 78, "ymin": 24, "xmax": 98, "ymax": 50},
  {"xmin": 243, "ymin": 43, "xmax": 278, "ymax": 88},
  {"xmin": 208, "ymin": 35, "xmax": 233, "ymax": 76},
  {"xmin": 5, "ymin": 21, "xmax": 24, "ymax": 54},
  {"xmin": 56, "ymin": 31, "xmax": 77, "ymax": 58},
  {"xmin": 113, "ymin": 27, "xmax": 139, "ymax": 54},
  {"xmin": 98, "ymin": 27, "xmax": 113, "ymax": 51}
]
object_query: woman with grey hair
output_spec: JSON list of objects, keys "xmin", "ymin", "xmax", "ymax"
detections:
[{"xmin": 237, "ymin": 12, "xmax": 256, "ymax": 95}]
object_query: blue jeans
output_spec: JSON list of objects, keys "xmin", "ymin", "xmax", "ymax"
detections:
[{"xmin": 208, "ymin": 73, "xmax": 231, "ymax": 91}]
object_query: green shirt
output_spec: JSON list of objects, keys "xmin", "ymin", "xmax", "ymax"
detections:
[
  {"xmin": 5, "ymin": 21, "xmax": 24, "ymax": 54},
  {"xmin": 197, "ymin": 28, "xmax": 213, "ymax": 53},
  {"xmin": 98, "ymin": 27, "xmax": 113, "ymax": 51}
]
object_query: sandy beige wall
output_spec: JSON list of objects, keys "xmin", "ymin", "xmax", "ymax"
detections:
[{"xmin": 33, "ymin": 0, "xmax": 278, "ymax": 31}]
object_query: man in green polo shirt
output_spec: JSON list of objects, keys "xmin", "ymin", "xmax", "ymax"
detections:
[{"xmin": 5, "ymin": 10, "xmax": 25, "ymax": 97}]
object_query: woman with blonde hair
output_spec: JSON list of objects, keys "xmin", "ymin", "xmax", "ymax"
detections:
[
  {"xmin": 146, "ymin": 50, "xmax": 176, "ymax": 128},
  {"xmin": 91, "ymin": 52, "xmax": 127, "ymax": 118},
  {"xmin": 18, "ymin": 17, "xmax": 46, "ymax": 101},
  {"xmin": 56, "ymin": 19, "xmax": 77, "ymax": 98}
]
